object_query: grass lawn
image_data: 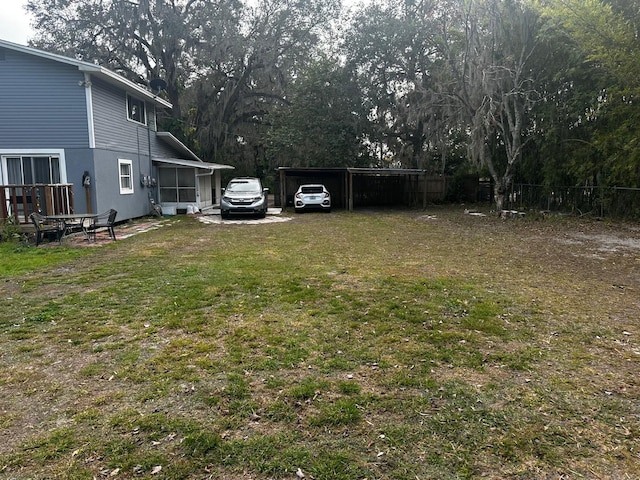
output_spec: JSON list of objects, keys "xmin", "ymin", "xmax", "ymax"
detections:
[{"xmin": 0, "ymin": 207, "xmax": 638, "ymax": 479}]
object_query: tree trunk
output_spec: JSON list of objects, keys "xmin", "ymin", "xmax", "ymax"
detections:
[
  {"xmin": 493, "ymin": 175, "xmax": 512, "ymax": 214},
  {"xmin": 494, "ymin": 185, "xmax": 505, "ymax": 212}
]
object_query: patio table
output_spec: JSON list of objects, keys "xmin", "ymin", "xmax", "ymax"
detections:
[{"xmin": 44, "ymin": 213, "xmax": 98, "ymax": 241}]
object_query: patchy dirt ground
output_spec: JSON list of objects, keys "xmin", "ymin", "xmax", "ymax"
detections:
[
  {"xmin": 408, "ymin": 209, "xmax": 640, "ymax": 389},
  {"xmin": 58, "ymin": 218, "xmax": 172, "ymax": 247},
  {"xmin": 422, "ymin": 207, "xmax": 640, "ymax": 285},
  {"xmin": 419, "ymin": 207, "xmax": 640, "ymax": 365}
]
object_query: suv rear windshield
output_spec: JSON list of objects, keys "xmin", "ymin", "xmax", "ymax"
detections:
[{"xmin": 301, "ymin": 186, "xmax": 324, "ymax": 194}]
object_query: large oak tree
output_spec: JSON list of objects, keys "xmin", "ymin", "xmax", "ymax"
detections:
[{"xmin": 27, "ymin": 0, "xmax": 242, "ymax": 120}]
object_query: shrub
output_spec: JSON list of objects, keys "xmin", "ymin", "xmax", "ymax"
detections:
[{"xmin": 0, "ymin": 216, "xmax": 22, "ymax": 243}]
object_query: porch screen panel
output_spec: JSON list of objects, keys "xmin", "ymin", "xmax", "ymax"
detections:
[
  {"xmin": 160, "ymin": 188, "xmax": 177, "ymax": 202},
  {"xmin": 178, "ymin": 188, "xmax": 196, "ymax": 202},
  {"xmin": 178, "ymin": 169, "xmax": 196, "ymax": 187},
  {"xmin": 159, "ymin": 168, "xmax": 177, "ymax": 202},
  {"xmin": 177, "ymin": 168, "xmax": 196, "ymax": 202},
  {"xmin": 159, "ymin": 167, "xmax": 197, "ymax": 203}
]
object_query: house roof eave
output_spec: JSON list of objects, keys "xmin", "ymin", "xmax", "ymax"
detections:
[
  {"xmin": 0, "ymin": 39, "xmax": 172, "ymax": 109},
  {"xmin": 85, "ymin": 67, "xmax": 173, "ymax": 109},
  {"xmin": 156, "ymin": 132, "xmax": 202, "ymax": 161},
  {"xmin": 153, "ymin": 157, "xmax": 235, "ymax": 171}
]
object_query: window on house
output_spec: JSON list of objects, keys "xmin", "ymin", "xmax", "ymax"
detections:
[
  {"xmin": 127, "ymin": 94, "xmax": 146, "ymax": 125},
  {"xmin": 1, "ymin": 155, "xmax": 63, "ymax": 218},
  {"xmin": 118, "ymin": 159, "xmax": 134, "ymax": 194},
  {"xmin": 4, "ymin": 155, "xmax": 61, "ymax": 184}
]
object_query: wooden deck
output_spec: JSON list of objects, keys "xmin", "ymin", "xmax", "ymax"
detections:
[{"xmin": 1, "ymin": 184, "xmax": 74, "ymax": 224}]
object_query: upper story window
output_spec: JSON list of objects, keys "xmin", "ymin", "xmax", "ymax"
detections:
[{"xmin": 127, "ymin": 94, "xmax": 146, "ymax": 125}]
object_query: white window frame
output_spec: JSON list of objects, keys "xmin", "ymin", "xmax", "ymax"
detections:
[
  {"xmin": 126, "ymin": 93, "xmax": 146, "ymax": 125},
  {"xmin": 0, "ymin": 149, "xmax": 67, "ymax": 184},
  {"xmin": 118, "ymin": 159, "xmax": 134, "ymax": 195}
]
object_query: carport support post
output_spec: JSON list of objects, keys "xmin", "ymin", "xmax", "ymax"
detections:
[
  {"xmin": 348, "ymin": 171, "xmax": 354, "ymax": 212},
  {"xmin": 279, "ymin": 170, "xmax": 287, "ymax": 209},
  {"xmin": 423, "ymin": 173, "xmax": 428, "ymax": 210},
  {"xmin": 214, "ymin": 171, "xmax": 222, "ymax": 205}
]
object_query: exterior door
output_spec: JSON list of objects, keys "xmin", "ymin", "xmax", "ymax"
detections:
[{"xmin": 198, "ymin": 174, "xmax": 212, "ymax": 208}]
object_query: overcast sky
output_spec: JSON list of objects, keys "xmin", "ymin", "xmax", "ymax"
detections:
[{"xmin": 0, "ymin": 0, "xmax": 34, "ymax": 44}]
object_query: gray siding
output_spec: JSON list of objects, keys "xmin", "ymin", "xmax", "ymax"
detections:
[
  {"xmin": 0, "ymin": 47, "xmax": 90, "ymax": 148},
  {"xmin": 64, "ymin": 148, "xmax": 97, "ymax": 213},
  {"xmin": 92, "ymin": 77, "xmax": 158, "ymax": 153},
  {"xmin": 92, "ymin": 148, "xmax": 154, "ymax": 220},
  {"xmin": 91, "ymin": 78, "xmax": 186, "ymax": 160},
  {"xmin": 91, "ymin": 78, "xmax": 170, "ymax": 219}
]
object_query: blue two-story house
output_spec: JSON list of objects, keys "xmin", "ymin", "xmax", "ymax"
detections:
[{"xmin": 0, "ymin": 39, "xmax": 233, "ymax": 224}]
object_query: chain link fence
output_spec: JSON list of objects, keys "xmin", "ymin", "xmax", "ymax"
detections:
[{"xmin": 504, "ymin": 184, "xmax": 640, "ymax": 219}]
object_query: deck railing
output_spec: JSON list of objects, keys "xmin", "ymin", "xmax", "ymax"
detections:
[{"xmin": 1, "ymin": 184, "xmax": 75, "ymax": 224}]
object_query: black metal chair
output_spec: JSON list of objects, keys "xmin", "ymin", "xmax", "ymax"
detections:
[
  {"xmin": 29, "ymin": 212, "xmax": 64, "ymax": 246},
  {"xmin": 84, "ymin": 209, "xmax": 117, "ymax": 241}
]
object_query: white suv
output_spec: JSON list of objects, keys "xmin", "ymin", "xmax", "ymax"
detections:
[{"xmin": 294, "ymin": 184, "xmax": 331, "ymax": 213}]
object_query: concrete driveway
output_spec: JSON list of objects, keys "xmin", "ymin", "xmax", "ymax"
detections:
[{"xmin": 197, "ymin": 207, "xmax": 292, "ymax": 225}]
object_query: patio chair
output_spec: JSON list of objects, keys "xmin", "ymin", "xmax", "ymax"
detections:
[
  {"xmin": 84, "ymin": 209, "xmax": 117, "ymax": 241},
  {"xmin": 29, "ymin": 212, "xmax": 64, "ymax": 246},
  {"xmin": 149, "ymin": 196, "xmax": 162, "ymax": 217}
]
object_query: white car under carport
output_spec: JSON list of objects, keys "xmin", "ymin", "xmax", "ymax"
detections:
[{"xmin": 294, "ymin": 184, "xmax": 331, "ymax": 213}]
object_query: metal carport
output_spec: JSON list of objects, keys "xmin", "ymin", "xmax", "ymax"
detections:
[{"xmin": 277, "ymin": 167, "xmax": 449, "ymax": 211}]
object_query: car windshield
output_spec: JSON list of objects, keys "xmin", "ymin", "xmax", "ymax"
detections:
[
  {"xmin": 227, "ymin": 180, "xmax": 261, "ymax": 193},
  {"xmin": 301, "ymin": 186, "xmax": 324, "ymax": 194}
]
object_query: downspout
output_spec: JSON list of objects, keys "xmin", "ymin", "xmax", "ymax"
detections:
[
  {"xmin": 83, "ymin": 72, "xmax": 95, "ymax": 213},
  {"xmin": 147, "ymin": 106, "xmax": 153, "ymax": 179},
  {"xmin": 147, "ymin": 104, "xmax": 159, "ymax": 211}
]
